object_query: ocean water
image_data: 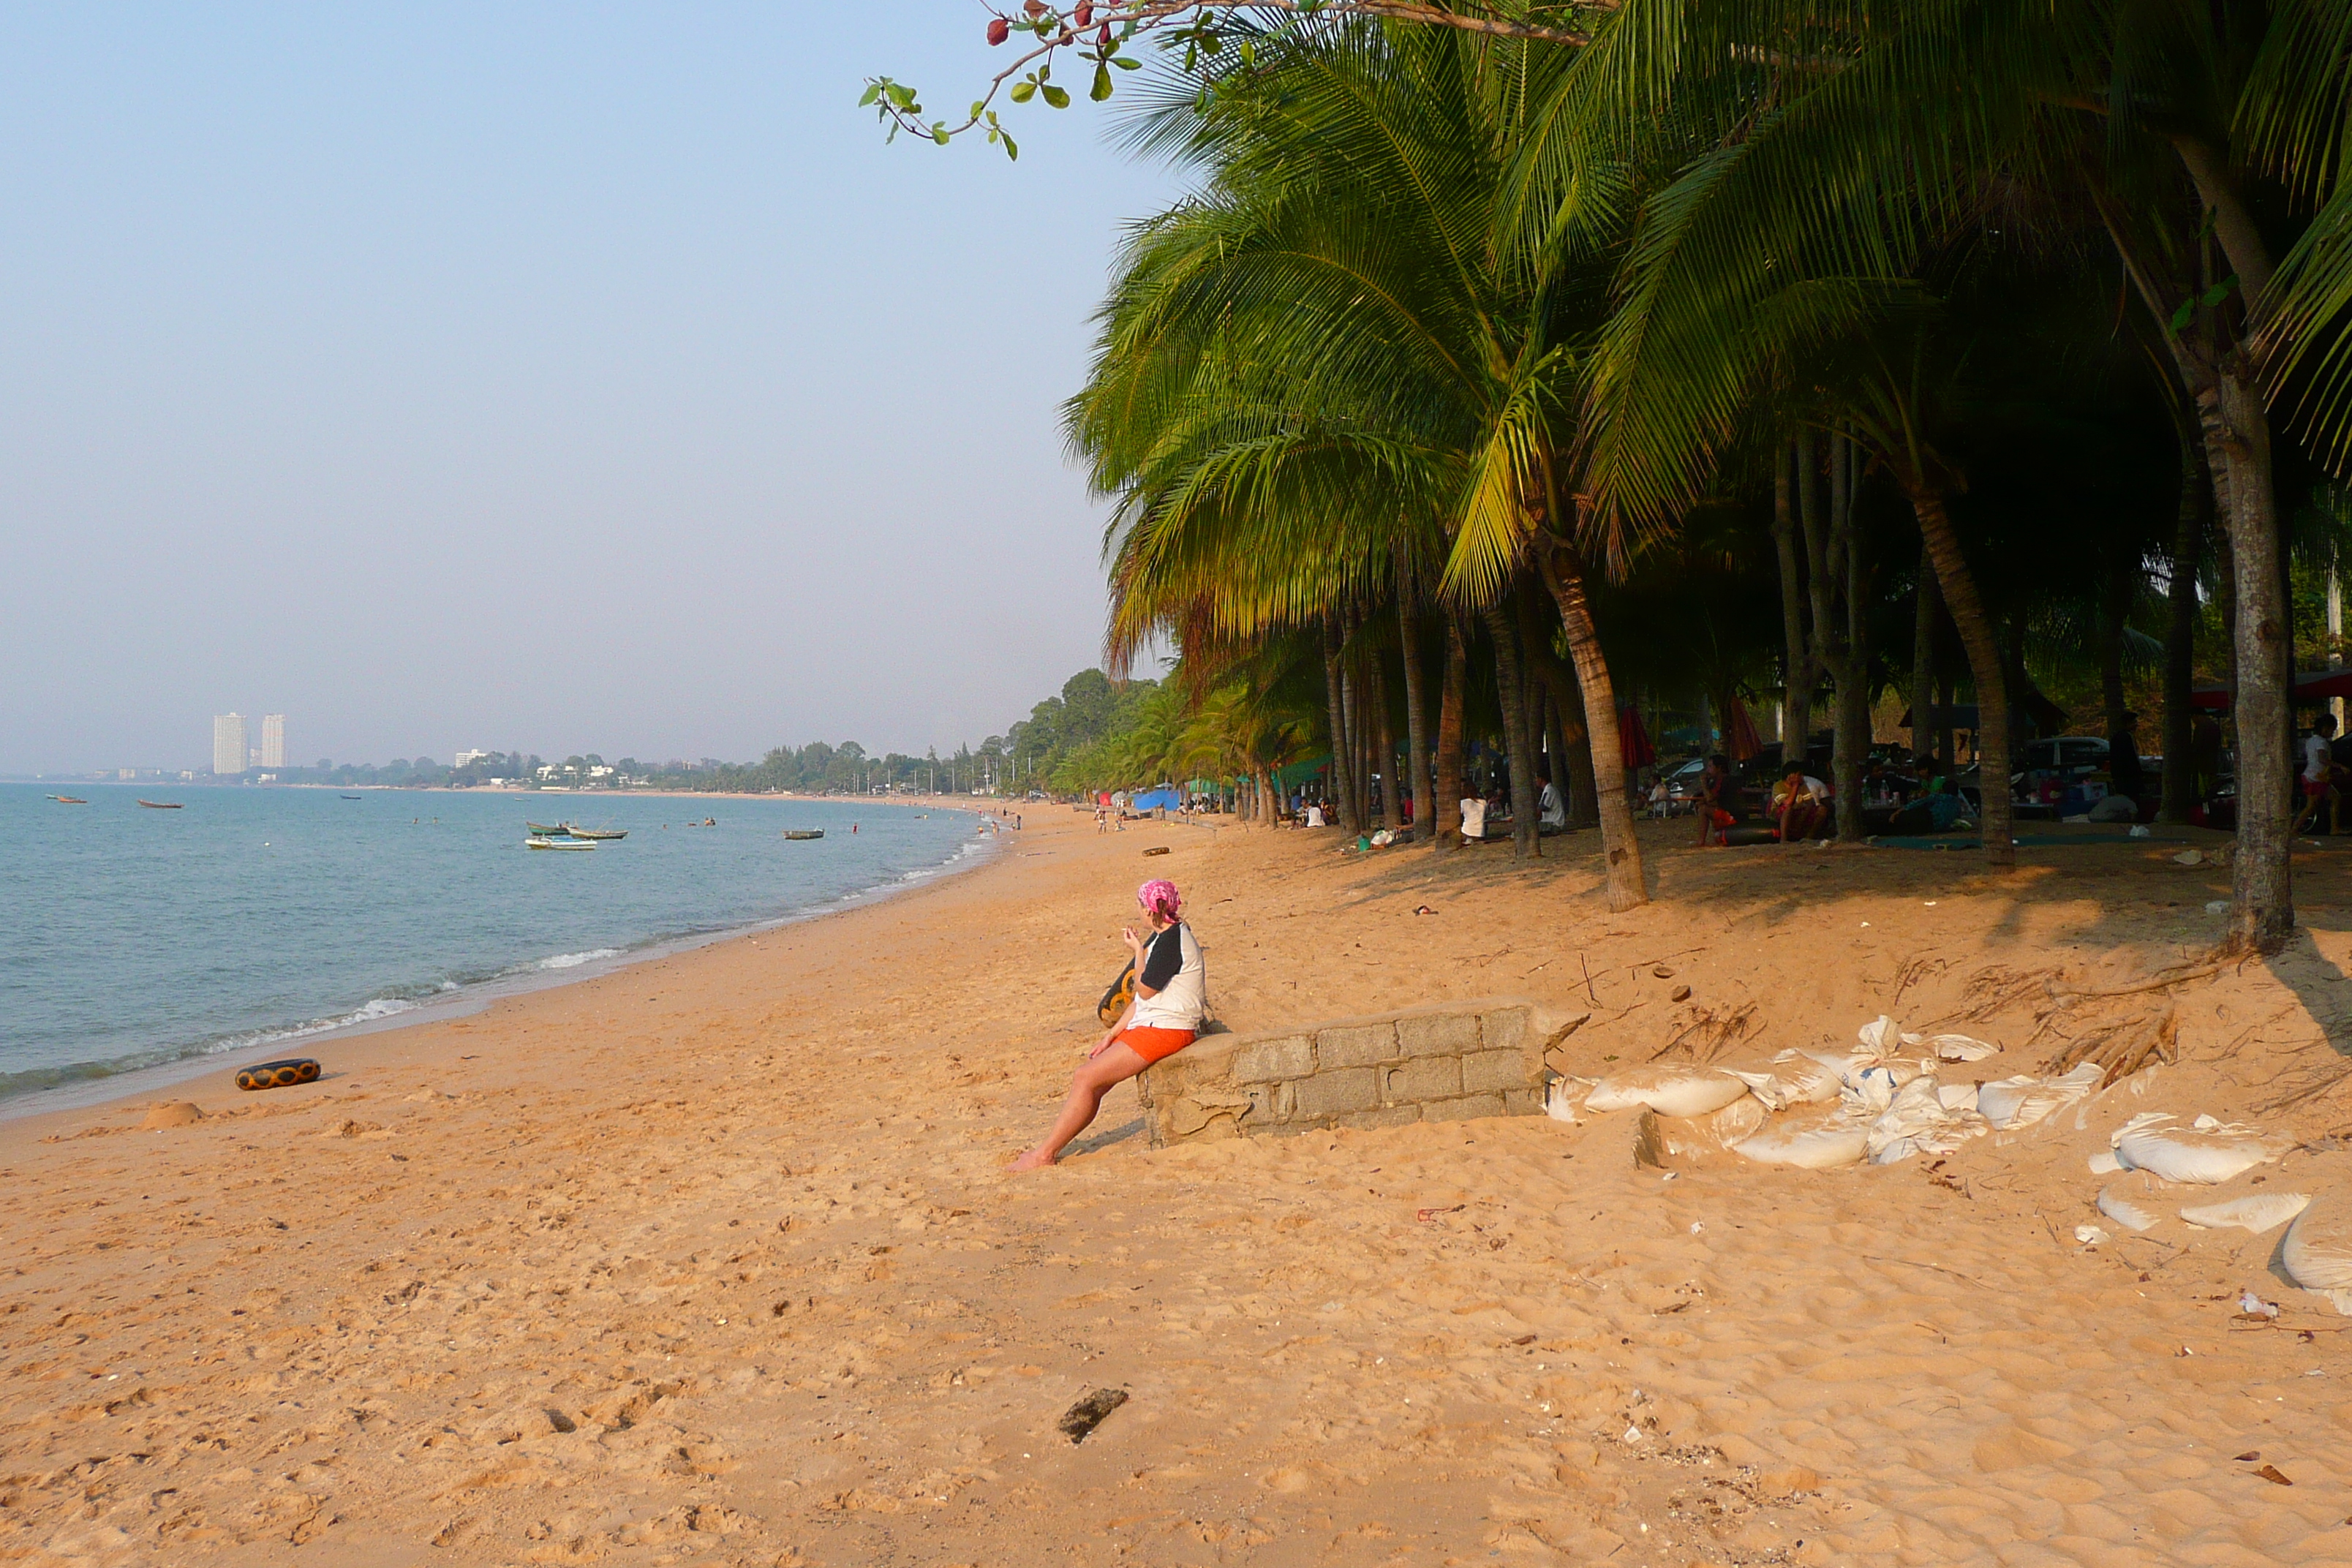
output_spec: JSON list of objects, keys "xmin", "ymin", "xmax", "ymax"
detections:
[{"xmin": 0, "ymin": 785, "xmax": 992, "ymax": 1103}]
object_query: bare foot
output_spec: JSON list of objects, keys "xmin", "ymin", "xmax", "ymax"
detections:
[{"xmin": 1009, "ymin": 1147, "xmax": 1057, "ymax": 1172}]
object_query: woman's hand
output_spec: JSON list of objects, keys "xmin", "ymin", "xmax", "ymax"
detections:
[{"xmin": 1121, "ymin": 925, "xmax": 1146, "ymax": 957}]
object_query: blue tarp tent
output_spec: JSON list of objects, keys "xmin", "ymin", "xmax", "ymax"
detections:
[{"xmin": 1131, "ymin": 785, "xmax": 1181, "ymax": 811}]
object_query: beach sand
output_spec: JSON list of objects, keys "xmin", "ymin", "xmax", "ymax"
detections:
[{"xmin": 7, "ymin": 804, "xmax": 2352, "ymax": 1566}]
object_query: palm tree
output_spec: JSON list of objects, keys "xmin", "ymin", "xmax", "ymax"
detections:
[{"xmin": 1068, "ymin": 19, "xmax": 1654, "ymax": 906}]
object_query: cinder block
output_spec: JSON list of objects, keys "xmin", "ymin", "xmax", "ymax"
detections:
[
  {"xmin": 1501, "ymin": 1088, "xmax": 1542, "ymax": 1116},
  {"xmin": 1292, "ymin": 1067, "xmax": 1380, "ymax": 1117},
  {"xmin": 1396, "ymin": 1011, "xmax": 1480, "ymax": 1058},
  {"xmin": 1242, "ymin": 1082, "xmax": 1297, "ymax": 1124},
  {"xmin": 1381, "ymin": 1056, "xmax": 1460, "ymax": 1104},
  {"xmin": 1338, "ymin": 1105, "xmax": 1423, "ymax": 1131},
  {"xmin": 1316, "ymin": 1023, "xmax": 1400, "ymax": 1069},
  {"xmin": 1423, "ymin": 1093, "xmax": 1507, "ymax": 1123},
  {"xmin": 1232, "ymin": 1035, "xmax": 1314, "ymax": 1084},
  {"xmin": 1461, "ymin": 1049, "xmax": 1533, "ymax": 1095},
  {"xmin": 1479, "ymin": 1006, "xmax": 1531, "ymax": 1052}
]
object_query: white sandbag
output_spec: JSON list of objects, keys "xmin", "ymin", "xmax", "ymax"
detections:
[
  {"xmin": 1545, "ymin": 1077, "xmax": 1594, "ymax": 1124},
  {"xmin": 2178, "ymin": 1192, "xmax": 2310, "ymax": 1233},
  {"xmin": 2111, "ymin": 1113, "xmax": 2286, "ymax": 1185},
  {"xmin": 2281, "ymin": 1200, "xmax": 2352, "ymax": 1292},
  {"xmin": 1583, "ymin": 1064, "xmax": 1749, "ymax": 1118},
  {"xmin": 1977, "ymin": 1063, "xmax": 2105, "ymax": 1131},
  {"xmin": 2087, "ymin": 1150, "xmax": 2122, "ymax": 1175},
  {"xmin": 1733, "ymin": 1107, "xmax": 1871, "ymax": 1170},
  {"xmin": 1867, "ymin": 1075, "xmax": 1990, "ymax": 1163},
  {"xmin": 1936, "ymin": 1082, "xmax": 1980, "ymax": 1113},
  {"xmin": 2096, "ymin": 1186, "xmax": 2162, "ymax": 1232},
  {"xmin": 1722, "ymin": 1053, "xmax": 1842, "ymax": 1111},
  {"xmin": 1915, "ymin": 1033, "xmax": 2001, "ymax": 1063},
  {"xmin": 1856, "ymin": 1015, "xmax": 1904, "ymax": 1055},
  {"xmin": 1634, "ymin": 1098, "xmax": 1769, "ymax": 1168}
]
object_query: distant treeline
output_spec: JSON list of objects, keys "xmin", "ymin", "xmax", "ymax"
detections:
[{"xmin": 278, "ymin": 669, "xmax": 1165, "ymax": 795}]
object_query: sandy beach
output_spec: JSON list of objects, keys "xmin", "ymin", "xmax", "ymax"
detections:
[{"xmin": 7, "ymin": 806, "xmax": 2352, "ymax": 1567}]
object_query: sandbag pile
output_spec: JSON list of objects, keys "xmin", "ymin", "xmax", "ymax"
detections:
[
  {"xmin": 2282, "ymin": 1202, "xmax": 2352, "ymax": 1314},
  {"xmin": 1568, "ymin": 1014, "xmax": 2016, "ymax": 1171}
]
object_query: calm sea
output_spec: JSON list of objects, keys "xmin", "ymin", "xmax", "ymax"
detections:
[{"xmin": 0, "ymin": 784, "xmax": 992, "ymax": 1106}]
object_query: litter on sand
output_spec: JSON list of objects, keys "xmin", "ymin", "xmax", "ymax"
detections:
[{"xmin": 2179, "ymin": 1192, "xmax": 2310, "ymax": 1234}]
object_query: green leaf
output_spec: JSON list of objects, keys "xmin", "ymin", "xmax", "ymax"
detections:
[
  {"xmin": 2169, "ymin": 299, "xmax": 2195, "ymax": 332},
  {"xmin": 1042, "ymin": 83, "xmax": 1071, "ymax": 108},
  {"xmin": 1091, "ymin": 62, "xmax": 1112, "ymax": 102},
  {"xmin": 1111, "ymin": 53, "xmax": 1141, "ymax": 69},
  {"xmin": 858, "ymin": 84, "xmax": 881, "ymax": 108},
  {"xmin": 932, "ymin": 124, "xmax": 950, "ymax": 146},
  {"xmin": 970, "ymin": 100, "xmax": 984, "ymax": 118},
  {"xmin": 1002, "ymin": 134, "xmax": 1019, "ymax": 162},
  {"xmin": 1010, "ymin": 80, "xmax": 1037, "ymax": 103},
  {"xmin": 2200, "ymin": 282, "xmax": 2229, "ymax": 308},
  {"xmin": 886, "ymin": 83, "xmax": 915, "ymax": 109}
]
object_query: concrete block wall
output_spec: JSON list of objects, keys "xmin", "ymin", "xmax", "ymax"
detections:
[{"xmin": 1134, "ymin": 999, "xmax": 1550, "ymax": 1147}]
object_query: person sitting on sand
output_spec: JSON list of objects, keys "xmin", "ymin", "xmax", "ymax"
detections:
[
  {"xmin": 2293, "ymin": 714, "xmax": 2342, "ymax": 837},
  {"xmin": 1537, "ymin": 766, "xmax": 1567, "ymax": 834},
  {"xmin": 1013, "ymin": 879, "xmax": 1205, "ymax": 1171},
  {"xmin": 1695, "ymin": 754, "xmax": 1733, "ymax": 847},
  {"xmin": 1773, "ymin": 767, "xmax": 1830, "ymax": 842}
]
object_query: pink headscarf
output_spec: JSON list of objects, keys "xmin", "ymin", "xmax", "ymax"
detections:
[{"xmin": 1137, "ymin": 879, "xmax": 1182, "ymax": 922}]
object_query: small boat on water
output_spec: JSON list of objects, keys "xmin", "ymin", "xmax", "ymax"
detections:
[
  {"xmin": 48, "ymin": 795, "xmax": 87, "ymax": 804},
  {"xmin": 782, "ymin": 829, "xmax": 825, "ymax": 840},
  {"xmin": 137, "ymin": 799, "xmax": 184, "ymax": 809},
  {"xmin": 525, "ymin": 821, "xmax": 571, "ymax": 835},
  {"xmin": 526, "ymin": 835, "xmax": 595, "ymax": 851},
  {"xmin": 563, "ymin": 823, "xmax": 627, "ymax": 840},
  {"xmin": 341, "ymin": 794, "xmax": 363, "ymax": 800}
]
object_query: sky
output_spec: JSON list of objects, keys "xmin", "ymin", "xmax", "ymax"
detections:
[{"xmin": 0, "ymin": 2, "xmax": 1180, "ymax": 774}]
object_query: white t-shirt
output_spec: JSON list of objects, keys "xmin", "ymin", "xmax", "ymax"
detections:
[
  {"xmin": 1460, "ymin": 798, "xmax": 1488, "ymax": 838},
  {"xmin": 1778, "ymin": 775, "xmax": 1829, "ymax": 806},
  {"xmin": 2306, "ymin": 734, "xmax": 2332, "ymax": 783},
  {"xmin": 1539, "ymin": 782, "xmax": 1567, "ymax": 828},
  {"xmin": 1129, "ymin": 922, "xmax": 1206, "ymax": 1031}
]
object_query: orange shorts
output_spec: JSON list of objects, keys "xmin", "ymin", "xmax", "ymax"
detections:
[{"xmin": 1115, "ymin": 1026, "xmax": 1196, "ymax": 1065}]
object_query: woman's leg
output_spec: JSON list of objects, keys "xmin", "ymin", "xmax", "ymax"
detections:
[{"xmin": 1012, "ymin": 1044, "xmax": 1151, "ymax": 1170}]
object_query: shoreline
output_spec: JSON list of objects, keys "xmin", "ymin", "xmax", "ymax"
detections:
[{"xmin": 0, "ymin": 794, "xmax": 1010, "ymax": 1127}]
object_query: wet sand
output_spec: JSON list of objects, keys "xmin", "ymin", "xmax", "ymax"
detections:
[{"xmin": 7, "ymin": 804, "xmax": 2352, "ymax": 1567}]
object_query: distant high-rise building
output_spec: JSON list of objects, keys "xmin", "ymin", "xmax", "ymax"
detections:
[
  {"xmin": 260, "ymin": 715, "xmax": 286, "ymax": 769},
  {"xmin": 213, "ymin": 714, "xmax": 248, "ymax": 776}
]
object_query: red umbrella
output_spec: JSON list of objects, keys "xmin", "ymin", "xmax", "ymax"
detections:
[
  {"xmin": 1725, "ymin": 697, "xmax": 1765, "ymax": 762},
  {"xmin": 1618, "ymin": 705, "xmax": 1656, "ymax": 769}
]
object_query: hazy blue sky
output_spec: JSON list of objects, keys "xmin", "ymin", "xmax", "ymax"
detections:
[{"xmin": 0, "ymin": 3, "xmax": 1178, "ymax": 773}]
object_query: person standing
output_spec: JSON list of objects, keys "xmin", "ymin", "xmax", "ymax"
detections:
[
  {"xmin": 2294, "ymin": 715, "xmax": 2342, "ymax": 837},
  {"xmin": 1013, "ymin": 880, "xmax": 1205, "ymax": 1170}
]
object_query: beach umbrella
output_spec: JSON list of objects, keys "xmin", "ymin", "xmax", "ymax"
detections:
[
  {"xmin": 1725, "ymin": 698, "xmax": 1764, "ymax": 762},
  {"xmin": 1618, "ymin": 706, "xmax": 1656, "ymax": 769}
]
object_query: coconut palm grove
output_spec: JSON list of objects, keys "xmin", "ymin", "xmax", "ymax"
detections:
[{"xmin": 867, "ymin": 0, "xmax": 2352, "ymax": 948}]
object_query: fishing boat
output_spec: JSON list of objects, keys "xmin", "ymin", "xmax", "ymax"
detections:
[
  {"xmin": 48, "ymin": 796, "xmax": 87, "ymax": 804},
  {"xmin": 525, "ymin": 821, "xmax": 571, "ymax": 835},
  {"xmin": 526, "ymin": 835, "xmax": 595, "ymax": 851},
  {"xmin": 136, "ymin": 799, "xmax": 184, "ymax": 809},
  {"xmin": 782, "ymin": 829, "xmax": 825, "ymax": 840},
  {"xmin": 341, "ymin": 794, "xmax": 363, "ymax": 800},
  {"xmin": 563, "ymin": 823, "xmax": 627, "ymax": 840}
]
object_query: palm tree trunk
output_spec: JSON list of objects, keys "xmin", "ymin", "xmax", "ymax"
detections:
[
  {"xmin": 1539, "ymin": 543, "xmax": 1647, "ymax": 908},
  {"xmin": 1398, "ymin": 593, "xmax": 1431, "ymax": 840},
  {"xmin": 1483, "ymin": 604, "xmax": 1539, "ymax": 859},
  {"xmin": 1832, "ymin": 430, "xmax": 1868, "ymax": 844},
  {"xmin": 2160, "ymin": 387, "xmax": 2207, "ymax": 823},
  {"xmin": 1910, "ymin": 542, "xmax": 1941, "ymax": 771},
  {"xmin": 1434, "ymin": 614, "xmax": 1466, "ymax": 850},
  {"xmin": 1774, "ymin": 440, "xmax": 1812, "ymax": 777},
  {"xmin": 2214, "ymin": 363, "xmax": 2296, "ymax": 951},
  {"xmin": 1376, "ymin": 658, "xmax": 1403, "ymax": 835},
  {"xmin": 1901, "ymin": 480, "xmax": 2013, "ymax": 868},
  {"xmin": 1322, "ymin": 612, "xmax": 1357, "ymax": 834}
]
